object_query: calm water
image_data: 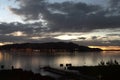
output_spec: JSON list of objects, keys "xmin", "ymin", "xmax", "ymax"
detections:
[{"xmin": 0, "ymin": 51, "xmax": 120, "ymax": 73}]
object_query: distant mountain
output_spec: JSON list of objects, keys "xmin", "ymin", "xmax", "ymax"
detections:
[{"xmin": 0, "ymin": 42, "xmax": 102, "ymax": 52}]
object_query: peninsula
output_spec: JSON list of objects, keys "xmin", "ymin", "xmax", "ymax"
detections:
[{"xmin": 0, "ymin": 42, "xmax": 102, "ymax": 52}]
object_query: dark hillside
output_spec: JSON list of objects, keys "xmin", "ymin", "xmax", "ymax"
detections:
[{"xmin": 0, "ymin": 42, "xmax": 102, "ymax": 52}]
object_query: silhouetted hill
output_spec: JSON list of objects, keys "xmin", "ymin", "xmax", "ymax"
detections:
[{"xmin": 0, "ymin": 42, "xmax": 102, "ymax": 52}]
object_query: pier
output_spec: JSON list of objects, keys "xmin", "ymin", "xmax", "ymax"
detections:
[{"xmin": 43, "ymin": 66, "xmax": 97, "ymax": 80}]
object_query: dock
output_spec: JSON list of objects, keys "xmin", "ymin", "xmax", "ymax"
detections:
[{"xmin": 43, "ymin": 66, "xmax": 97, "ymax": 80}]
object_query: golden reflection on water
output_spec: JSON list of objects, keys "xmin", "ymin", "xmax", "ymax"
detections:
[
  {"xmin": 0, "ymin": 51, "xmax": 120, "ymax": 71},
  {"xmin": 14, "ymin": 60, "xmax": 22, "ymax": 68},
  {"xmin": 0, "ymin": 51, "xmax": 13, "ymax": 66},
  {"xmin": 31, "ymin": 58, "xmax": 40, "ymax": 66},
  {"xmin": 101, "ymin": 51, "xmax": 120, "ymax": 56},
  {"xmin": 4, "ymin": 52, "xmax": 12, "ymax": 61},
  {"xmin": 89, "ymin": 46, "xmax": 120, "ymax": 51},
  {"xmin": 0, "ymin": 52, "xmax": 3, "ymax": 62},
  {"xmin": 54, "ymin": 53, "xmax": 99, "ymax": 67},
  {"xmin": 56, "ymin": 56, "xmax": 72, "ymax": 65}
]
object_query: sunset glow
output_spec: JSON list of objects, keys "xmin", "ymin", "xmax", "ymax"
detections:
[
  {"xmin": 0, "ymin": 43, "xmax": 4, "ymax": 46},
  {"xmin": 7, "ymin": 31, "xmax": 27, "ymax": 37},
  {"xmin": 89, "ymin": 46, "xmax": 120, "ymax": 51},
  {"xmin": 0, "ymin": 42, "xmax": 13, "ymax": 46}
]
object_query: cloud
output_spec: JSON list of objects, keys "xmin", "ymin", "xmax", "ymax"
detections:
[
  {"xmin": 91, "ymin": 36, "xmax": 98, "ymax": 40},
  {"xmin": 107, "ymin": 34, "xmax": 120, "ymax": 36},
  {"xmin": 0, "ymin": 21, "xmax": 119, "ymax": 46},
  {"xmin": 106, "ymin": 0, "xmax": 120, "ymax": 16},
  {"xmin": 78, "ymin": 37, "xmax": 86, "ymax": 40},
  {"xmin": 0, "ymin": 22, "xmax": 51, "ymax": 43},
  {"xmin": 0, "ymin": 34, "xmax": 27, "ymax": 42},
  {"xmin": 9, "ymin": 0, "xmax": 48, "ymax": 20},
  {"xmin": 109, "ymin": 0, "xmax": 120, "ymax": 7},
  {"xmin": 0, "ymin": 22, "xmax": 47, "ymax": 35},
  {"xmin": 75, "ymin": 39, "xmax": 120, "ymax": 46},
  {"xmin": 6, "ymin": 31, "xmax": 27, "ymax": 37},
  {"xmin": 108, "ymin": 40, "xmax": 120, "ymax": 46},
  {"xmin": 0, "ymin": 0, "xmax": 119, "ymax": 46},
  {"xmin": 8, "ymin": 0, "xmax": 120, "ymax": 32}
]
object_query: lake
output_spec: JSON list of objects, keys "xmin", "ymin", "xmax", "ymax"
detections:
[{"xmin": 0, "ymin": 50, "xmax": 120, "ymax": 73}]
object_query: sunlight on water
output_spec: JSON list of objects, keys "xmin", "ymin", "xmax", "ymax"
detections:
[
  {"xmin": 14, "ymin": 60, "xmax": 22, "ymax": 68},
  {"xmin": 0, "ymin": 51, "xmax": 120, "ymax": 72},
  {"xmin": 0, "ymin": 52, "xmax": 3, "ymax": 62}
]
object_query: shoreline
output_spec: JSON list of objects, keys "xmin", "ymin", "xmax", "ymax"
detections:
[{"xmin": 0, "ymin": 64, "xmax": 120, "ymax": 80}]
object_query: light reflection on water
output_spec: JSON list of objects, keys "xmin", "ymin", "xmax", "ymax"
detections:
[{"xmin": 0, "ymin": 51, "xmax": 120, "ymax": 73}]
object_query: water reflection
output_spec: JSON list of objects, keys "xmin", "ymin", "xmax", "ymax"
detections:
[
  {"xmin": 0, "ymin": 51, "xmax": 120, "ymax": 72},
  {"xmin": 0, "ymin": 52, "xmax": 3, "ymax": 62}
]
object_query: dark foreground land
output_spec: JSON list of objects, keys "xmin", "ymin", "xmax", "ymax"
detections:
[
  {"xmin": 0, "ymin": 69, "xmax": 55, "ymax": 80},
  {"xmin": 68, "ymin": 65, "xmax": 120, "ymax": 80},
  {"xmin": 0, "ymin": 64, "xmax": 120, "ymax": 80}
]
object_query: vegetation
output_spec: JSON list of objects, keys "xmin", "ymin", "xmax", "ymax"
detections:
[
  {"xmin": 98, "ymin": 59, "xmax": 119, "ymax": 66},
  {"xmin": 68, "ymin": 60, "xmax": 120, "ymax": 80}
]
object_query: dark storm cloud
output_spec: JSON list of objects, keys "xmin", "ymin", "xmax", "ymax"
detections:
[
  {"xmin": 0, "ymin": 33, "xmax": 62, "ymax": 43},
  {"xmin": 91, "ymin": 36, "xmax": 98, "ymax": 40},
  {"xmin": 107, "ymin": 0, "xmax": 120, "ymax": 16},
  {"xmin": 0, "ymin": 22, "xmax": 35, "ymax": 42},
  {"xmin": 109, "ymin": 0, "xmax": 120, "ymax": 7},
  {"xmin": 0, "ymin": 34, "xmax": 42, "ymax": 43},
  {"xmin": 0, "ymin": 22, "xmax": 46, "ymax": 35},
  {"xmin": 75, "ymin": 40, "xmax": 120, "ymax": 46},
  {"xmin": 9, "ymin": 0, "xmax": 48, "ymax": 20},
  {"xmin": 78, "ymin": 37, "xmax": 86, "ymax": 40},
  {"xmin": 0, "ymin": 21, "xmax": 63, "ymax": 43},
  {"xmin": 108, "ymin": 40, "xmax": 120, "ymax": 46},
  {"xmin": 8, "ymin": 0, "xmax": 120, "ymax": 32},
  {"xmin": 1, "ymin": 0, "xmax": 119, "ymax": 46},
  {"xmin": 107, "ymin": 34, "xmax": 120, "ymax": 36},
  {"xmin": 0, "ymin": 34, "xmax": 27, "ymax": 42}
]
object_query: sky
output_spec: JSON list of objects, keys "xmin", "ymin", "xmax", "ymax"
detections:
[{"xmin": 0, "ymin": 0, "xmax": 120, "ymax": 48}]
